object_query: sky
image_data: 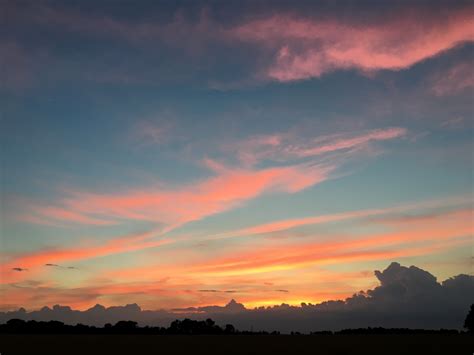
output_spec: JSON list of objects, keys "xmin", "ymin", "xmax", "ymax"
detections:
[{"xmin": 0, "ymin": 0, "xmax": 473, "ymax": 312}]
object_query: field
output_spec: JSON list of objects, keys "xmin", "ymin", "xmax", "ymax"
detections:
[{"xmin": 0, "ymin": 334, "xmax": 472, "ymax": 355}]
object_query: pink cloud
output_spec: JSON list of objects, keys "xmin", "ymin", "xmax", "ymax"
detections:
[
  {"xmin": 430, "ymin": 61, "xmax": 474, "ymax": 96},
  {"xmin": 133, "ymin": 118, "xmax": 177, "ymax": 148},
  {"xmin": 227, "ymin": 127, "xmax": 406, "ymax": 166},
  {"xmin": 231, "ymin": 8, "xmax": 474, "ymax": 81},
  {"xmin": 9, "ymin": 4, "xmax": 472, "ymax": 88},
  {"xmin": 288, "ymin": 127, "xmax": 406, "ymax": 157}
]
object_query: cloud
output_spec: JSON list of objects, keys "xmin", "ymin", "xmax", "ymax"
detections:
[
  {"xmin": 1, "ymin": 262, "xmax": 472, "ymax": 332},
  {"xmin": 370, "ymin": 262, "xmax": 440, "ymax": 301},
  {"xmin": 5, "ymin": 197, "xmax": 464, "ymax": 308},
  {"xmin": 0, "ymin": 231, "xmax": 170, "ymax": 284},
  {"xmin": 20, "ymin": 126, "xmax": 393, "ymax": 227},
  {"xmin": 5, "ymin": 3, "xmax": 472, "ymax": 90},
  {"xmin": 44, "ymin": 263, "xmax": 77, "ymax": 270},
  {"xmin": 231, "ymin": 7, "xmax": 474, "ymax": 81},
  {"xmin": 198, "ymin": 289, "xmax": 239, "ymax": 294},
  {"xmin": 0, "ymin": 124, "xmax": 411, "ymax": 290},
  {"xmin": 430, "ymin": 60, "xmax": 474, "ymax": 96},
  {"xmin": 200, "ymin": 195, "xmax": 470, "ymax": 241},
  {"xmin": 132, "ymin": 118, "xmax": 178, "ymax": 148},
  {"xmin": 22, "ymin": 162, "xmax": 332, "ymax": 227},
  {"xmin": 440, "ymin": 116, "xmax": 466, "ymax": 129},
  {"xmin": 107, "ymin": 205, "xmax": 471, "ymax": 281},
  {"xmin": 225, "ymin": 127, "xmax": 406, "ymax": 167},
  {"xmin": 2, "ymin": 125, "xmax": 409, "ymax": 286},
  {"xmin": 11, "ymin": 268, "xmax": 27, "ymax": 272}
]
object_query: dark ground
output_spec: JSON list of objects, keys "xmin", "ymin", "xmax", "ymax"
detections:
[{"xmin": 0, "ymin": 334, "xmax": 473, "ymax": 355}]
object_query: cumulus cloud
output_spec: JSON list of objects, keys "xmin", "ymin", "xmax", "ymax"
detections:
[{"xmin": 1, "ymin": 262, "xmax": 472, "ymax": 332}]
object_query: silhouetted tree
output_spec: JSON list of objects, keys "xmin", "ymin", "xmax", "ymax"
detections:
[
  {"xmin": 464, "ymin": 304, "xmax": 474, "ymax": 333},
  {"xmin": 113, "ymin": 320, "xmax": 138, "ymax": 333},
  {"xmin": 224, "ymin": 324, "xmax": 235, "ymax": 334},
  {"xmin": 5, "ymin": 319, "xmax": 26, "ymax": 332}
]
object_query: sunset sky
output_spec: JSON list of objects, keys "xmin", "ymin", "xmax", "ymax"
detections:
[{"xmin": 1, "ymin": 0, "xmax": 473, "ymax": 311}]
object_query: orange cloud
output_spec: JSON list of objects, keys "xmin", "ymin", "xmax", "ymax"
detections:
[
  {"xmin": 205, "ymin": 195, "xmax": 471, "ymax": 240},
  {"xmin": 4, "ymin": 207, "xmax": 469, "ymax": 309},
  {"xmin": 0, "ymin": 231, "xmax": 170, "ymax": 284},
  {"xmin": 108, "ymin": 207, "xmax": 472, "ymax": 281}
]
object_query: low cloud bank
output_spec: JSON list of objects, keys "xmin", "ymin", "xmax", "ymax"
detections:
[{"xmin": 1, "ymin": 262, "xmax": 472, "ymax": 333}]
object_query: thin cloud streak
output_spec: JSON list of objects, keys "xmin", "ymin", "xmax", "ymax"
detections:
[
  {"xmin": 200, "ymin": 195, "xmax": 472, "ymax": 241},
  {"xmin": 0, "ymin": 231, "xmax": 170, "ymax": 284},
  {"xmin": 430, "ymin": 60, "xmax": 474, "ymax": 96},
  {"xmin": 227, "ymin": 127, "xmax": 407, "ymax": 167},
  {"xmin": 28, "ymin": 163, "xmax": 332, "ymax": 226},
  {"xmin": 104, "ymin": 206, "xmax": 472, "ymax": 283}
]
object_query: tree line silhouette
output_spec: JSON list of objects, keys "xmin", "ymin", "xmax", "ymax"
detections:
[{"xmin": 0, "ymin": 318, "xmax": 273, "ymax": 335}]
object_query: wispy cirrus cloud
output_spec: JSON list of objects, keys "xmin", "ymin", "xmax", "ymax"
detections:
[
  {"xmin": 12, "ymin": 126, "xmax": 405, "ymax": 228},
  {"xmin": 2, "ymin": 126, "xmax": 409, "ymax": 286},
  {"xmin": 102, "ymin": 204, "xmax": 472, "ymax": 283},
  {"xmin": 204, "ymin": 195, "xmax": 472, "ymax": 241},
  {"xmin": 16, "ymin": 162, "xmax": 332, "ymax": 228},
  {"xmin": 226, "ymin": 127, "xmax": 406, "ymax": 167},
  {"xmin": 132, "ymin": 115, "xmax": 179, "ymax": 148},
  {"xmin": 430, "ymin": 60, "xmax": 474, "ymax": 96},
  {"xmin": 0, "ymin": 231, "xmax": 170, "ymax": 284},
  {"xmin": 188, "ymin": 210, "xmax": 473, "ymax": 278}
]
